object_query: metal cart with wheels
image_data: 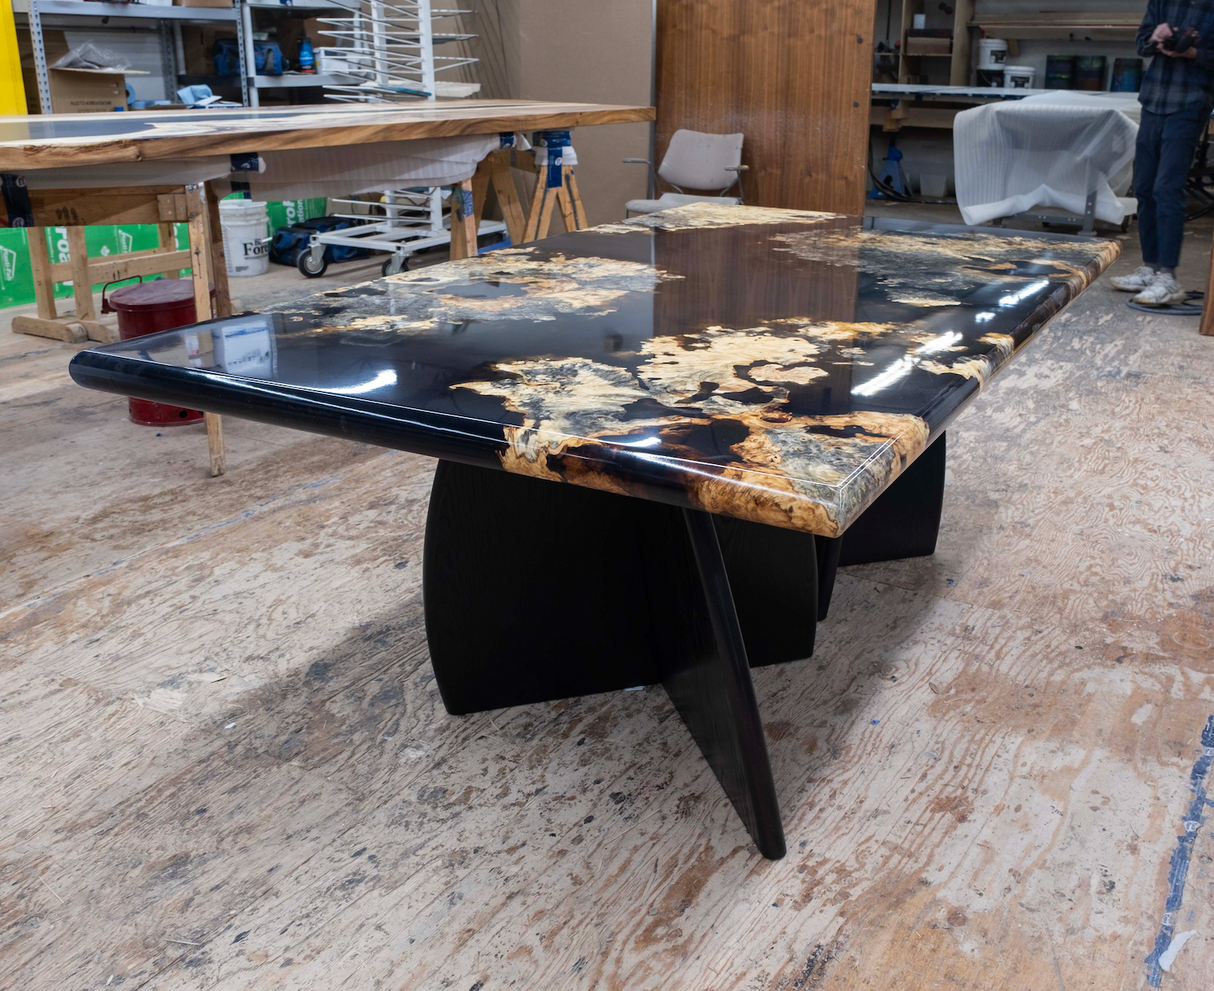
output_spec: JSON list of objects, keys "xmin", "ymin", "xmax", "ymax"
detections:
[{"xmin": 297, "ymin": 187, "xmax": 507, "ymax": 278}]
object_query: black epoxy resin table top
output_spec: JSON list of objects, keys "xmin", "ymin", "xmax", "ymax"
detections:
[{"xmin": 70, "ymin": 204, "xmax": 1119, "ymax": 537}]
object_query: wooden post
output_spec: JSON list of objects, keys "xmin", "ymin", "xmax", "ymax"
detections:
[
  {"xmin": 205, "ymin": 411, "xmax": 225, "ymax": 479},
  {"xmin": 564, "ymin": 170, "xmax": 589, "ymax": 229},
  {"xmin": 66, "ymin": 226, "xmax": 95, "ymax": 321},
  {"xmin": 448, "ymin": 178, "xmax": 477, "ymax": 260},
  {"xmin": 522, "ymin": 174, "xmax": 548, "ymax": 243},
  {"xmin": 185, "ymin": 183, "xmax": 226, "ymax": 477},
  {"xmin": 157, "ymin": 222, "xmax": 180, "ymax": 279},
  {"xmin": 203, "ymin": 182, "xmax": 232, "ymax": 319},
  {"xmin": 27, "ymin": 227, "xmax": 57, "ymax": 320},
  {"xmin": 490, "ymin": 153, "xmax": 527, "ymax": 245},
  {"xmin": 525, "ymin": 183, "xmax": 561, "ymax": 243},
  {"xmin": 471, "ymin": 157, "xmax": 492, "ymax": 231},
  {"xmin": 523, "ymin": 162, "xmax": 588, "ymax": 243},
  {"xmin": 555, "ymin": 173, "xmax": 577, "ymax": 234}
]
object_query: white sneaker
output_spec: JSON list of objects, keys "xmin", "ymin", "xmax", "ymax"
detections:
[
  {"xmin": 1110, "ymin": 265, "xmax": 1158, "ymax": 291},
  {"xmin": 1131, "ymin": 274, "xmax": 1187, "ymax": 307}
]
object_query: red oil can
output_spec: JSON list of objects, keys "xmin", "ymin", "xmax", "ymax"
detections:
[{"xmin": 105, "ymin": 279, "xmax": 215, "ymax": 427}]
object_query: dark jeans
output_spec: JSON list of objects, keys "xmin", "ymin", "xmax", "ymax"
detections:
[{"xmin": 1135, "ymin": 105, "xmax": 1209, "ymax": 268}]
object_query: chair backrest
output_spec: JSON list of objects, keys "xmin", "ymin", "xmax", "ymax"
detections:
[{"xmin": 657, "ymin": 129, "xmax": 744, "ymax": 191}]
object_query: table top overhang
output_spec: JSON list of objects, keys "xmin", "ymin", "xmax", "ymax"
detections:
[
  {"xmin": 69, "ymin": 204, "xmax": 1119, "ymax": 537},
  {"xmin": 0, "ymin": 100, "xmax": 655, "ymax": 171}
]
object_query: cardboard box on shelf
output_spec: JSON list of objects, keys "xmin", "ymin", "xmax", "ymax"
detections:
[
  {"xmin": 46, "ymin": 69, "xmax": 130, "ymax": 113},
  {"xmin": 17, "ymin": 29, "xmax": 141, "ymax": 114},
  {"xmin": 174, "ymin": 0, "xmax": 235, "ymax": 8},
  {"xmin": 905, "ymin": 29, "xmax": 952, "ymax": 57}
]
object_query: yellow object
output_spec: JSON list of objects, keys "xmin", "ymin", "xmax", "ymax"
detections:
[{"xmin": 0, "ymin": 0, "xmax": 26, "ymax": 115}]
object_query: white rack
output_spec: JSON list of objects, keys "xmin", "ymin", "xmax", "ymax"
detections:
[{"xmin": 313, "ymin": 0, "xmax": 480, "ymax": 103}]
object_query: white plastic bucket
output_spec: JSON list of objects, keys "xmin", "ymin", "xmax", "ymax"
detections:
[
  {"xmin": 978, "ymin": 38, "xmax": 1009, "ymax": 69},
  {"xmin": 1004, "ymin": 65, "xmax": 1036, "ymax": 89},
  {"xmin": 220, "ymin": 199, "xmax": 270, "ymax": 278}
]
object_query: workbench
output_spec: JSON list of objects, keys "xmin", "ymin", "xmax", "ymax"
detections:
[
  {"xmin": 0, "ymin": 99, "xmax": 655, "ymax": 472},
  {"xmin": 871, "ymin": 82, "xmax": 1049, "ymax": 132}
]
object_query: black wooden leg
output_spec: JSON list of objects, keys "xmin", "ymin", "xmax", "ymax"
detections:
[
  {"xmin": 711, "ymin": 515, "xmax": 818, "ymax": 665},
  {"xmin": 814, "ymin": 433, "xmax": 947, "ymax": 620},
  {"xmin": 422, "ymin": 460, "xmax": 790, "ymax": 858},
  {"xmin": 837, "ymin": 432, "xmax": 947, "ymax": 567},
  {"xmin": 662, "ymin": 510, "xmax": 786, "ymax": 859},
  {"xmin": 422, "ymin": 459, "xmax": 659, "ymax": 713},
  {"xmin": 815, "ymin": 535, "xmax": 842, "ymax": 622}
]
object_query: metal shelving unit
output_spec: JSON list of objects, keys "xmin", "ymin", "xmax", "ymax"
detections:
[
  {"xmin": 239, "ymin": 0, "xmax": 355, "ymax": 107},
  {"xmin": 18, "ymin": 0, "xmax": 249, "ymax": 110}
]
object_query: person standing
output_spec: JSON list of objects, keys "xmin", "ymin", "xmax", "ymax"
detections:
[{"xmin": 1110, "ymin": 1, "xmax": 1214, "ymax": 305}]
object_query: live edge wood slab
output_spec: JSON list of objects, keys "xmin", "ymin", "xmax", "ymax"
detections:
[
  {"xmin": 69, "ymin": 203, "xmax": 1119, "ymax": 858},
  {"xmin": 0, "ymin": 101, "xmax": 655, "ymax": 171}
]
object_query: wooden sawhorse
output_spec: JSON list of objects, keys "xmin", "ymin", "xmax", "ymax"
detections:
[
  {"xmin": 13, "ymin": 222, "xmax": 189, "ymax": 345},
  {"xmin": 469, "ymin": 138, "xmax": 589, "ymax": 247},
  {"xmin": 5, "ymin": 180, "xmax": 232, "ymax": 475}
]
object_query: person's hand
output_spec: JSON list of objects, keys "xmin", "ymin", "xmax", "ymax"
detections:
[
  {"xmin": 1151, "ymin": 23, "xmax": 1174, "ymax": 44},
  {"xmin": 1161, "ymin": 46, "xmax": 1198, "ymax": 58}
]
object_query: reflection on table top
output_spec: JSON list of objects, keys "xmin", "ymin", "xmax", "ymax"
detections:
[
  {"xmin": 0, "ymin": 100, "xmax": 655, "ymax": 171},
  {"xmin": 70, "ymin": 204, "xmax": 1119, "ymax": 536}
]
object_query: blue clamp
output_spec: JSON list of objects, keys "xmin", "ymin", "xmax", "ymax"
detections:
[
  {"xmin": 499, "ymin": 132, "xmax": 515, "ymax": 148},
  {"xmin": 536, "ymin": 129, "xmax": 571, "ymax": 188},
  {"xmin": 0, "ymin": 173, "xmax": 33, "ymax": 228}
]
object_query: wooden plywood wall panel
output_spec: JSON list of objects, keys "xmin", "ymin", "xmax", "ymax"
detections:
[{"xmin": 656, "ymin": 0, "xmax": 877, "ymax": 215}]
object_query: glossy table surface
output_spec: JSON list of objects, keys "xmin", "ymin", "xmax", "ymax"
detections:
[
  {"xmin": 70, "ymin": 204, "xmax": 1119, "ymax": 537},
  {"xmin": 0, "ymin": 100, "xmax": 655, "ymax": 171}
]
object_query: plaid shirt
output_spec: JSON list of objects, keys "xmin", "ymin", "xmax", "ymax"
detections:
[{"xmin": 1137, "ymin": 0, "xmax": 1214, "ymax": 113}]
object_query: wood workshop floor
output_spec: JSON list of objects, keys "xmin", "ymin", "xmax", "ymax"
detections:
[{"xmin": 3, "ymin": 221, "xmax": 1213, "ymax": 991}]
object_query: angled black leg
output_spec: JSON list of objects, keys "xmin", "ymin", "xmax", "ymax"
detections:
[
  {"xmin": 423, "ymin": 460, "xmax": 791, "ymax": 857},
  {"xmin": 662, "ymin": 510, "xmax": 785, "ymax": 859}
]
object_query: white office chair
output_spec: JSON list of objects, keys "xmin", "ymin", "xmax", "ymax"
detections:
[{"xmin": 623, "ymin": 129, "xmax": 749, "ymax": 216}]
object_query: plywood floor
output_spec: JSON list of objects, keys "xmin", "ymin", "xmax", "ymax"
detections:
[{"xmin": 3, "ymin": 224, "xmax": 1213, "ymax": 991}]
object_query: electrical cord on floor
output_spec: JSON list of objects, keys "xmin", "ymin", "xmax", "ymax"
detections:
[
  {"xmin": 866, "ymin": 168, "xmax": 958, "ymax": 207},
  {"xmin": 867, "ymin": 166, "xmax": 915, "ymax": 202}
]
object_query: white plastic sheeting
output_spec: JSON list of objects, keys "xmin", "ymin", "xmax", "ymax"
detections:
[
  {"xmin": 219, "ymin": 135, "xmax": 500, "ymax": 201},
  {"xmin": 954, "ymin": 91, "xmax": 1141, "ymax": 227}
]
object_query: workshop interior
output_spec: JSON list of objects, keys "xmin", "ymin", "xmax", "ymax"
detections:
[{"xmin": 2, "ymin": 2, "xmax": 1212, "ymax": 989}]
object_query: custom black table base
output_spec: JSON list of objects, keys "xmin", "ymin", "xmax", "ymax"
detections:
[
  {"xmin": 424, "ymin": 435, "xmax": 947, "ymax": 859},
  {"xmin": 69, "ymin": 204, "xmax": 1118, "ymax": 860}
]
